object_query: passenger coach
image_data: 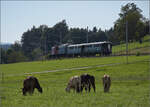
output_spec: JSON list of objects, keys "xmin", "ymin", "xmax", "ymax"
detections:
[{"xmin": 51, "ymin": 41, "xmax": 112, "ymax": 58}]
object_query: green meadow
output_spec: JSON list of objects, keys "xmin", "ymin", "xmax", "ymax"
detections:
[
  {"xmin": 0, "ymin": 55, "xmax": 150, "ymax": 107},
  {"xmin": 112, "ymin": 35, "xmax": 150, "ymax": 54}
]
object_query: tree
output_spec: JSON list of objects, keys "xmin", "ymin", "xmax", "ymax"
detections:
[
  {"xmin": 65, "ymin": 28, "xmax": 87, "ymax": 44},
  {"xmin": 53, "ymin": 20, "xmax": 69, "ymax": 44},
  {"xmin": 21, "ymin": 26, "xmax": 43, "ymax": 59},
  {"xmin": 144, "ymin": 19, "xmax": 150, "ymax": 36},
  {"xmin": 0, "ymin": 48, "xmax": 7, "ymax": 64},
  {"xmin": 11, "ymin": 41, "xmax": 22, "ymax": 52},
  {"xmin": 6, "ymin": 48, "xmax": 28, "ymax": 63},
  {"xmin": 89, "ymin": 28, "xmax": 108, "ymax": 42},
  {"xmin": 21, "ymin": 20, "xmax": 69, "ymax": 60},
  {"xmin": 105, "ymin": 27, "xmax": 119, "ymax": 43},
  {"xmin": 114, "ymin": 3, "xmax": 145, "ymax": 42},
  {"xmin": 31, "ymin": 48, "xmax": 43, "ymax": 61},
  {"xmin": 93, "ymin": 26, "xmax": 97, "ymax": 33}
]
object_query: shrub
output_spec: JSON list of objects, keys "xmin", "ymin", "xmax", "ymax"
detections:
[{"xmin": 136, "ymin": 51, "xmax": 140, "ymax": 56}]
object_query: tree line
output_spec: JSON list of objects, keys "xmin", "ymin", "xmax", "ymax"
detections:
[{"xmin": 1, "ymin": 3, "xmax": 149, "ymax": 64}]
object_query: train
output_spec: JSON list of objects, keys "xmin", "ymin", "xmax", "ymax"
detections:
[{"xmin": 51, "ymin": 41, "xmax": 112, "ymax": 58}]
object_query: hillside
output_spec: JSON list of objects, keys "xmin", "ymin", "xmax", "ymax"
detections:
[{"xmin": 112, "ymin": 35, "xmax": 150, "ymax": 55}]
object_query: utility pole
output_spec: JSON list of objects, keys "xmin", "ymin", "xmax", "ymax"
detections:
[
  {"xmin": 45, "ymin": 34, "xmax": 47, "ymax": 58},
  {"xmin": 60, "ymin": 31, "xmax": 62, "ymax": 45},
  {"xmin": 41, "ymin": 27, "xmax": 44, "ymax": 61},
  {"xmin": 87, "ymin": 26, "xmax": 88, "ymax": 43},
  {"xmin": 126, "ymin": 21, "xmax": 128, "ymax": 64}
]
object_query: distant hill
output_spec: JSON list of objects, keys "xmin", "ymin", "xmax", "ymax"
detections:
[{"xmin": 0, "ymin": 43, "xmax": 12, "ymax": 50}]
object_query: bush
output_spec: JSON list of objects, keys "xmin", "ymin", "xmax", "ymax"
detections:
[{"xmin": 136, "ymin": 51, "xmax": 140, "ymax": 56}]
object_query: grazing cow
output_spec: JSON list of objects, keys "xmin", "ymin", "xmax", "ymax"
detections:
[
  {"xmin": 102, "ymin": 75, "xmax": 111, "ymax": 92},
  {"xmin": 22, "ymin": 76, "xmax": 43, "ymax": 95},
  {"xmin": 65, "ymin": 75, "xmax": 81, "ymax": 93},
  {"xmin": 80, "ymin": 73, "xmax": 96, "ymax": 92}
]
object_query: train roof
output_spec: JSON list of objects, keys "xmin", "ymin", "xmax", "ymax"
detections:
[
  {"xmin": 68, "ymin": 41, "xmax": 112, "ymax": 47},
  {"xmin": 58, "ymin": 43, "xmax": 69, "ymax": 47}
]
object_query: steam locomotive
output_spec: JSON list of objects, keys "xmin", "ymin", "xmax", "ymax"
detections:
[{"xmin": 51, "ymin": 41, "xmax": 112, "ymax": 58}]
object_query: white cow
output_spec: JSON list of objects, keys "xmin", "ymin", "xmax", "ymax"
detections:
[{"xmin": 65, "ymin": 75, "xmax": 81, "ymax": 93}]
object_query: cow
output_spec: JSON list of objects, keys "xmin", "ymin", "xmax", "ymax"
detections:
[
  {"xmin": 102, "ymin": 74, "xmax": 111, "ymax": 92},
  {"xmin": 22, "ymin": 76, "xmax": 43, "ymax": 95},
  {"xmin": 65, "ymin": 75, "xmax": 81, "ymax": 93},
  {"xmin": 80, "ymin": 73, "xmax": 96, "ymax": 92}
]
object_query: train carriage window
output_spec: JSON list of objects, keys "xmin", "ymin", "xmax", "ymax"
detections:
[
  {"xmin": 78, "ymin": 46, "xmax": 81, "ymax": 49},
  {"xmin": 108, "ymin": 44, "xmax": 111, "ymax": 51},
  {"xmin": 86, "ymin": 45, "xmax": 92, "ymax": 48},
  {"xmin": 75, "ymin": 46, "xmax": 78, "ymax": 49},
  {"xmin": 69, "ymin": 47, "xmax": 74, "ymax": 50}
]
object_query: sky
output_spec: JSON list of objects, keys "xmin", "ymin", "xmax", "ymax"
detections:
[{"xmin": 1, "ymin": 1, "xmax": 149, "ymax": 44}]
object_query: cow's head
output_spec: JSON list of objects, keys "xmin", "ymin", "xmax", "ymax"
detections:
[{"xmin": 38, "ymin": 87, "xmax": 43, "ymax": 93}]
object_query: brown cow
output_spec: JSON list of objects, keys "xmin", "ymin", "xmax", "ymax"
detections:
[
  {"xmin": 80, "ymin": 73, "xmax": 96, "ymax": 92},
  {"xmin": 65, "ymin": 75, "xmax": 81, "ymax": 93},
  {"xmin": 22, "ymin": 76, "xmax": 43, "ymax": 95},
  {"xmin": 102, "ymin": 74, "xmax": 111, "ymax": 92}
]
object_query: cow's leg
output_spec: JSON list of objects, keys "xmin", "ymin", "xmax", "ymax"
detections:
[
  {"xmin": 22, "ymin": 88, "xmax": 27, "ymax": 96},
  {"xmin": 85, "ymin": 85, "xmax": 87, "ymax": 92},
  {"xmin": 88, "ymin": 83, "xmax": 91, "ymax": 92},
  {"xmin": 92, "ymin": 82, "xmax": 96, "ymax": 92},
  {"xmin": 29, "ymin": 87, "xmax": 34, "ymax": 95},
  {"xmin": 73, "ymin": 88, "xmax": 75, "ymax": 93},
  {"xmin": 80, "ymin": 86, "xmax": 83, "ymax": 93},
  {"xmin": 85, "ymin": 84, "xmax": 88, "ymax": 93},
  {"xmin": 76, "ymin": 84, "xmax": 80, "ymax": 93},
  {"xmin": 104, "ymin": 84, "xmax": 107, "ymax": 92},
  {"xmin": 107, "ymin": 83, "xmax": 110, "ymax": 92},
  {"xmin": 104, "ymin": 83, "xmax": 109, "ymax": 92},
  {"xmin": 75, "ymin": 86, "xmax": 78, "ymax": 93}
]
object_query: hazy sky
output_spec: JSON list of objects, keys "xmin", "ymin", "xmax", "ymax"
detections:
[{"xmin": 1, "ymin": 1, "xmax": 149, "ymax": 43}]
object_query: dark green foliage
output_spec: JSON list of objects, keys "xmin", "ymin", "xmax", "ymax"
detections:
[
  {"xmin": 1, "ymin": 42, "xmax": 28, "ymax": 64},
  {"xmin": 53, "ymin": 20, "xmax": 69, "ymax": 44},
  {"xmin": 0, "ymin": 48, "xmax": 7, "ymax": 64},
  {"xmin": 136, "ymin": 51, "xmax": 140, "ymax": 56},
  {"xmin": 6, "ymin": 50, "xmax": 28, "ymax": 63},
  {"xmin": 64, "ymin": 28, "xmax": 87, "ymax": 44},
  {"xmin": 31, "ymin": 48, "xmax": 43, "ymax": 61},
  {"xmin": 113, "ymin": 3, "xmax": 147, "ymax": 42},
  {"xmin": 21, "ymin": 26, "xmax": 43, "ymax": 59},
  {"xmin": 11, "ymin": 41, "xmax": 22, "ymax": 52}
]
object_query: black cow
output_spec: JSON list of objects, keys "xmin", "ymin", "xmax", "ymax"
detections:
[
  {"xmin": 80, "ymin": 73, "xmax": 96, "ymax": 92},
  {"xmin": 22, "ymin": 76, "xmax": 43, "ymax": 95}
]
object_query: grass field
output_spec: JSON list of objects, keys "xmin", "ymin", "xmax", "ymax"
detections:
[
  {"xmin": 0, "ymin": 55, "xmax": 150, "ymax": 107},
  {"xmin": 112, "ymin": 35, "xmax": 150, "ymax": 55}
]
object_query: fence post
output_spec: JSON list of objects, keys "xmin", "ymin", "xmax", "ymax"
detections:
[
  {"xmin": 126, "ymin": 21, "xmax": 128, "ymax": 64},
  {"xmin": 1, "ymin": 72, "xmax": 4, "ymax": 84},
  {"xmin": 0, "ymin": 72, "xmax": 4, "ymax": 107}
]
